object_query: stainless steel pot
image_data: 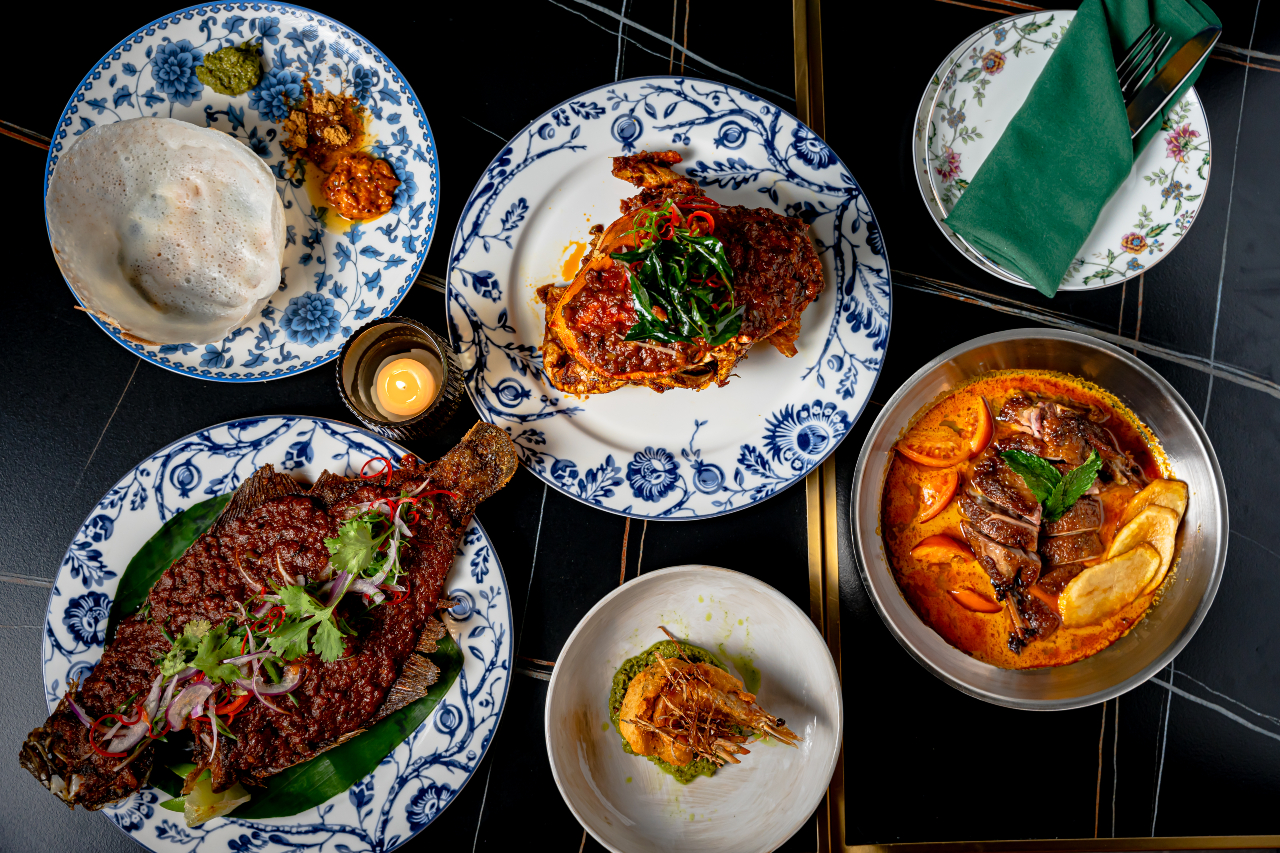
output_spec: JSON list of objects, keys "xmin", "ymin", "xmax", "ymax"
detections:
[{"xmin": 850, "ymin": 329, "xmax": 1228, "ymax": 709}]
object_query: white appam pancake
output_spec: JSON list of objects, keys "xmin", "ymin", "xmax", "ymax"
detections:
[{"xmin": 46, "ymin": 117, "xmax": 286, "ymax": 345}]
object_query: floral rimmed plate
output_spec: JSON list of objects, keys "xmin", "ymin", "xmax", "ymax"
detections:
[
  {"xmin": 44, "ymin": 4, "xmax": 439, "ymax": 381},
  {"xmin": 446, "ymin": 76, "xmax": 890, "ymax": 520},
  {"xmin": 43, "ymin": 417, "xmax": 511, "ymax": 852},
  {"xmin": 922, "ymin": 10, "xmax": 1211, "ymax": 291}
]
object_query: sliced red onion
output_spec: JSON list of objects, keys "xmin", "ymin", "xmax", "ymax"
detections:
[
  {"xmin": 172, "ymin": 667, "xmax": 198, "ymax": 685},
  {"xmin": 167, "ymin": 683, "xmax": 214, "ymax": 730},
  {"xmin": 158, "ymin": 677, "xmax": 179, "ymax": 727},
  {"xmin": 236, "ymin": 678, "xmax": 282, "ymax": 712},
  {"xmin": 107, "ymin": 720, "xmax": 150, "ymax": 754},
  {"xmin": 104, "ymin": 720, "xmax": 124, "ymax": 741},
  {"xmin": 325, "ymin": 571, "xmax": 351, "ymax": 608},
  {"xmin": 251, "ymin": 600, "xmax": 273, "ymax": 618},
  {"xmin": 221, "ymin": 650, "xmax": 273, "ymax": 666},
  {"xmin": 349, "ymin": 578, "xmax": 383, "ymax": 599},
  {"xmin": 143, "ymin": 673, "xmax": 164, "ymax": 723},
  {"xmin": 261, "ymin": 665, "xmax": 303, "ymax": 694},
  {"xmin": 65, "ymin": 695, "xmax": 94, "ymax": 729},
  {"xmin": 209, "ymin": 708, "xmax": 220, "ymax": 755}
]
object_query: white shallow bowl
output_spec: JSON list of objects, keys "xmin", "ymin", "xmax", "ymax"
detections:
[{"xmin": 545, "ymin": 565, "xmax": 841, "ymax": 853}]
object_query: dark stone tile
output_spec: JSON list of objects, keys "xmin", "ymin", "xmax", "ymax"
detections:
[
  {"xmin": 0, "ymin": 582, "xmax": 54, "ymax": 627},
  {"xmin": 1202, "ymin": 67, "xmax": 1280, "ymax": 383},
  {"xmin": 634, "ymin": 482, "xmax": 809, "ymax": 611},
  {"xmin": 516, "ymin": 489, "xmax": 627, "ymax": 663},
  {"xmin": 469, "ymin": 676, "xmax": 588, "ymax": 849}
]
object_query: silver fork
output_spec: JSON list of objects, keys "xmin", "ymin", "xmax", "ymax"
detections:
[{"xmin": 1116, "ymin": 23, "xmax": 1173, "ymax": 102}]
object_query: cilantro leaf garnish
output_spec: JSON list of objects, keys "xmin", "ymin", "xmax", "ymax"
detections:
[
  {"xmin": 324, "ymin": 515, "xmax": 388, "ymax": 577},
  {"xmin": 158, "ymin": 620, "xmax": 244, "ymax": 684},
  {"xmin": 268, "ymin": 584, "xmax": 350, "ymax": 663},
  {"xmin": 193, "ymin": 627, "xmax": 245, "ymax": 684},
  {"xmin": 1000, "ymin": 449, "xmax": 1103, "ymax": 524},
  {"xmin": 158, "ymin": 620, "xmax": 206, "ymax": 677}
]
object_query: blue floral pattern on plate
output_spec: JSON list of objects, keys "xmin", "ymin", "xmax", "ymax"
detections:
[
  {"xmin": 447, "ymin": 77, "xmax": 890, "ymax": 519},
  {"xmin": 44, "ymin": 5, "xmax": 440, "ymax": 382},
  {"xmin": 43, "ymin": 417, "xmax": 511, "ymax": 852}
]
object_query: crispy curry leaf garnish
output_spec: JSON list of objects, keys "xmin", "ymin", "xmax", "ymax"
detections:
[
  {"xmin": 232, "ymin": 632, "xmax": 463, "ymax": 820},
  {"xmin": 106, "ymin": 494, "xmax": 233, "ymax": 643},
  {"xmin": 610, "ymin": 199, "xmax": 742, "ymax": 347},
  {"xmin": 1001, "ymin": 449, "xmax": 1103, "ymax": 523}
]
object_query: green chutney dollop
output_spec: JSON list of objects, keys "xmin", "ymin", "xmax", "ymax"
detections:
[
  {"xmin": 608, "ymin": 639, "xmax": 728, "ymax": 784},
  {"xmin": 195, "ymin": 42, "xmax": 263, "ymax": 96}
]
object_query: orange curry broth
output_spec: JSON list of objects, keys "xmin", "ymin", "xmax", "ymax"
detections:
[{"xmin": 879, "ymin": 370, "xmax": 1173, "ymax": 669}]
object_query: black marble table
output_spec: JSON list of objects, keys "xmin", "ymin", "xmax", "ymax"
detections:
[{"xmin": 3, "ymin": 1, "xmax": 1277, "ymax": 850}]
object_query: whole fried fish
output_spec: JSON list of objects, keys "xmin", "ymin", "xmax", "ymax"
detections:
[{"xmin": 21, "ymin": 422, "xmax": 517, "ymax": 810}]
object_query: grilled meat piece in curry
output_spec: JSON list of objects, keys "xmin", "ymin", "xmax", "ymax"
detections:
[
  {"xmin": 537, "ymin": 150, "xmax": 824, "ymax": 394},
  {"xmin": 20, "ymin": 423, "xmax": 517, "ymax": 812}
]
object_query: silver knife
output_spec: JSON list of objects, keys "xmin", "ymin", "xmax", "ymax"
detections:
[{"xmin": 1127, "ymin": 26, "xmax": 1221, "ymax": 138}]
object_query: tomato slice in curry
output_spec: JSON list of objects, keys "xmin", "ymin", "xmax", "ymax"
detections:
[{"xmin": 916, "ymin": 467, "xmax": 958, "ymax": 522}]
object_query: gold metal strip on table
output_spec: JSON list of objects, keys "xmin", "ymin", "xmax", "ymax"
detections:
[
  {"xmin": 796, "ymin": 3, "xmax": 842, "ymax": 852},
  {"xmin": 846, "ymin": 837, "xmax": 1280, "ymax": 852}
]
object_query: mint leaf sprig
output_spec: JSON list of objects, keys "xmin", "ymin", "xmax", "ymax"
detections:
[{"xmin": 1000, "ymin": 449, "xmax": 1103, "ymax": 523}]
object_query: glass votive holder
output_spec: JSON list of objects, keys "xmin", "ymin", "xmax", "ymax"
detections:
[{"xmin": 335, "ymin": 315, "xmax": 464, "ymax": 441}]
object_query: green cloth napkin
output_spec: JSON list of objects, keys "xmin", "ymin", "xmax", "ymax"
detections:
[{"xmin": 944, "ymin": 0, "xmax": 1221, "ymax": 297}]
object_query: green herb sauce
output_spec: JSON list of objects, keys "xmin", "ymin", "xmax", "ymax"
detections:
[
  {"xmin": 195, "ymin": 42, "xmax": 263, "ymax": 96},
  {"xmin": 608, "ymin": 639, "xmax": 727, "ymax": 784}
]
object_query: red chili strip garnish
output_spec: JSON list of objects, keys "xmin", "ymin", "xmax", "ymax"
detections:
[
  {"xmin": 686, "ymin": 210, "xmax": 714, "ymax": 235},
  {"xmin": 419, "ymin": 489, "xmax": 461, "ymax": 500},
  {"xmin": 215, "ymin": 693, "xmax": 251, "ymax": 717},
  {"xmin": 89, "ymin": 715, "xmax": 129, "ymax": 758},
  {"xmin": 360, "ymin": 456, "xmax": 395, "ymax": 487}
]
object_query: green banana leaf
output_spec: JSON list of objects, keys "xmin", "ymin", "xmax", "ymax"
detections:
[
  {"xmin": 106, "ymin": 492, "xmax": 465, "ymax": 819},
  {"xmin": 105, "ymin": 494, "xmax": 232, "ymax": 643}
]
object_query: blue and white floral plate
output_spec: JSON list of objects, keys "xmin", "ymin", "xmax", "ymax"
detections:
[
  {"xmin": 922, "ymin": 10, "xmax": 1210, "ymax": 290},
  {"xmin": 447, "ymin": 77, "xmax": 890, "ymax": 519},
  {"xmin": 45, "ymin": 5, "xmax": 439, "ymax": 381},
  {"xmin": 43, "ymin": 417, "xmax": 511, "ymax": 852}
]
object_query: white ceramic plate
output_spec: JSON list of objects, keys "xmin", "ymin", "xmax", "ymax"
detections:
[
  {"xmin": 545, "ymin": 565, "xmax": 841, "ymax": 853},
  {"xmin": 43, "ymin": 416, "xmax": 511, "ymax": 852},
  {"xmin": 447, "ymin": 76, "xmax": 890, "ymax": 519},
  {"xmin": 46, "ymin": 4, "xmax": 440, "ymax": 381},
  {"xmin": 921, "ymin": 10, "xmax": 1211, "ymax": 290}
]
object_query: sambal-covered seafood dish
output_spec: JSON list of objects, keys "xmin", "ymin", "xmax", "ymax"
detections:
[
  {"xmin": 537, "ymin": 150, "xmax": 825, "ymax": 394},
  {"xmin": 880, "ymin": 370, "xmax": 1189, "ymax": 669},
  {"xmin": 20, "ymin": 423, "xmax": 517, "ymax": 824}
]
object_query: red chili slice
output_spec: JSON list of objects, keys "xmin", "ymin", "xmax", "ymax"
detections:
[
  {"xmin": 360, "ymin": 457, "xmax": 395, "ymax": 487},
  {"xmin": 686, "ymin": 210, "xmax": 714, "ymax": 234}
]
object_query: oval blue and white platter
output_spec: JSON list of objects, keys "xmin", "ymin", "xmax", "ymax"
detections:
[
  {"xmin": 45, "ymin": 4, "xmax": 439, "ymax": 382},
  {"xmin": 447, "ymin": 76, "xmax": 891, "ymax": 520},
  {"xmin": 43, "ymin": 416, "xmax": 511, "ymax": 852}
]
